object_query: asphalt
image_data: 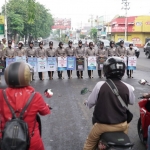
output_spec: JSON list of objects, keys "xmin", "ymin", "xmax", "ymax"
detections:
[{"xmin": 0, "ymin": 44, "xmax": 149, "ymax": 150}]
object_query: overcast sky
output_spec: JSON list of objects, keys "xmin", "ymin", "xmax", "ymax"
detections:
[{"xmin": 0, "ymin": 0, "xmax": 150, "ymax": 28}]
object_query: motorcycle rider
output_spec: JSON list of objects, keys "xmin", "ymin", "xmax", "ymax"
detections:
[
  {"xmin": 86, "ymin": 42, "xmax": 96, "ymax": 78},
  {"xmin": 36, "ymin": 41, "xmax": 46, "ymax": 80},
  {"xmin": 127, "ymin": 43, "xmax": 135, "ymax": 78},
  {"xmin": 15, "ymin": 41, "xmax": 26, "ymax": 57},
  {"xmin": 83, "ymin": 57, "xmax": 135, "ymax": 150},
  {"xmin": 96, "ymin": 41, "xmax": 108, "ymax": 78},
  {"xmin": 107, "ymin": 41, "xmax": 116, "ymax": 57},
  {"xmin": 75, "ymin": 40, "xmax": 85, "ymax": 79},
  {"xmin": 116, "ymin": 40, "xmax": 126, "ymax": 57},
  {"xmin": 46, "ymin": 41, "xmax": 56, "ymax": 80},
  {"xmin": 65, "ymin": 40, "xmax": 75, "ymax": 79},
  {"xmin": 56, "ymin": 42, "xmax": 66, "ymax": 79}
]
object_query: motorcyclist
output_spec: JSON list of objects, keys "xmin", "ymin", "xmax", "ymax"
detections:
[
  {"xmin": 0, "ymin": 62, "xmax": 51, "ymax": 150},
  {"xmin": 83, "ymin": 57, "xmax": 135, "ymax": 150}
]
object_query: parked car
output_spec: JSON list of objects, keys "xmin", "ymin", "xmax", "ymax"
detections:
[
  {"xmin": 115, "ymin": 41, "xmax": 140, "ymax": 58},
  {"xmin": 144, "ymin": 41, "xmax": 150, "ymax": 52},
  {"xmin": 145, "ymin": 42, "xmax": 150, "ymax": 58},
  {"xmin": 73, "ymin": 39, "xmax": 78, "ymax": 45},
  {"xmin": 97, "ymin": 39, "xmax": 110, "ymax": 49},
  {"xmin": 85, "ymin": 39, "xmax": 95, "ymax": 47}
]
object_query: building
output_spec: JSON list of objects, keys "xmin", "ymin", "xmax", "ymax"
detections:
[{"xmin": 111, "ymin": 16, "xmax": 150, "ymax": 47}]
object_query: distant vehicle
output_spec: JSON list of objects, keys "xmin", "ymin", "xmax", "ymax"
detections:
[
  {"xmin": 115, "ymin": 41, "xmax": 140, "ymax": 58},
  {"xmin": 144, "ymin": 41, "xmax": 150, "ymax": 52},
  {"xmin": 85, "ymin": 39, "xmax": 95, "ymax": 47},
  {"xmin": 97, "ymin": 39, "xmax": 110, "ymax": 48},
  {"xmin": 81, "ymin": 39, "xmax": 86, "ymax": 45},
  {"xmin": 73, "ymin": 39, "xmax": 78, "ymax": 45},
  {"xmin": 145, "ymin": 42, "xmax": 150, "ymax": 58}
]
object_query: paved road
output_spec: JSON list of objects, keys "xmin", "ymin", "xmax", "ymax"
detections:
[{"xmin": 0, "ymin": 45, "xmax": 149, "ymax": 150}]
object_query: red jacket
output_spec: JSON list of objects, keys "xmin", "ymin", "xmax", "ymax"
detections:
[{"xmin": 0, "ymin": 86, "xmax": 50, "ymax": 150}]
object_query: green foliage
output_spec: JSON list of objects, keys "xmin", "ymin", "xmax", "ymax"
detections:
[
  {"xmin": 80, "ymin": 34, "xmax": 86, "ymax": 39},
  {"xmin": 90, "ymin": 28, "xmax": 98, "ymax": 42}
]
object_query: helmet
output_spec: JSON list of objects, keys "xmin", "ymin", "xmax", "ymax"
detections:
[
  {"xmin": 29, "ymin": 41, "xmax": 34, "ymax": 45},
  {"xmin": 68, "ymin": 40, "xmax": 73, "ymax": 45},
  {"xmin": 120, "ymin": 40, "xmax": 124, "ymax": 44},
  {"xmin": 110, "ymin": 41, "xmax": 115, "ymax": 46},
  {"xmin": 8, "ymin": 40, "xmax": 12, "ymax": 44},
  {"xmin": 89, "ymin": 42, "xmax": 93, "ymax": 47},
  {"xmin": 100, "ymin": 41, "xmax": 104, "ymax": 45},
  {"xmin": 39, "ymin": 41, "xmax": 43, "ymax": 46},
  {"xmin": 18, "ymin": 41, "xmax": 24, "ymax": 46},
  {"xmin": 129, "ymin": 43, "xmax": 133, "ymax": 47},
  {"xmin": 4, "ymin": 62, "xmax": 31, "ymax": 87},
  {"xmin": 49, "ymin": 41, "xmax": 53, "ymax": 45},
  {"xmin": 103, "ymin": 57, "xmax": 125, "ymax": 79},
  {"xmin": 59, "ymin": 42, "xmax": 63, "ymax": 47},
  {"xmin": 78, "ymin": 40, "xmax": 82, "ymax": 44}
]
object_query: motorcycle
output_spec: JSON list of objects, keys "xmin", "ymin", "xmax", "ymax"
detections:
[
  {"xmin": 81, "ymin": 88, "xmax": 134, "ymax": 150},
  {"xmin": 137, "ymin": 79, "xmax": 150, "ymax": 147}
]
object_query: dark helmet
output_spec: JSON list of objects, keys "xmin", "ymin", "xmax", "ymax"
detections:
[
  {"xmin": 68, "ymin": 40, "xmax": 73, "ymax": 45},
  {"xmin": 78, "ymin": 40, "xmax": 82, "ymax": 44},
  {"xmin": 89, "ymin": 42, "xmax": 93, "ymax": 47},
  {"xmin": 8, "ymin": 40, "xmax": 12, "ymax": 44},
  {"xmin": 103, "ymin": 57, "xmax": 125, "ymax": 79},
  {"xmin": 49, "ymin": 41, "xmax": 53, "ymax": 45},
  {"xmin": 39, "ymin": 41, "xmax": 43, "ymax": 46},
  {"xmin": 110, "ymin": 41, "xmax": 115, "ymax": 46},
  {"xmin": 100, "ymin": 41, "xmax": 104, "ymax": 46},
  {"xmin": 4, "ymin": 62, "xmax": 31, "ymax": 87},
  {"xmin": 120, "ymin": 40, "xmax": 124, "ymax": 44},
  {"xmin": 59, "ymin": 42, "xmax": 63, "ymax": 47},
  {"xmin": 29, "ymin": 41, "xmax": 34, "ymax": 45},
  {"xmin": 129, "ymin": 43, "xmax": 133, "ymax": 47}
]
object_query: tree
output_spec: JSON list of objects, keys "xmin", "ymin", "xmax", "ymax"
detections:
[
  {"xmin": 90, "ymin": 28, "xmax": 98, "ymax": 41},
  {"xmin": 80, "ymin": 34, "xmax": 86, "ymax": 39}
]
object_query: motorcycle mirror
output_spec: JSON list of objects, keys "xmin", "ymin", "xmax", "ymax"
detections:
[
  {"xmin": 138, "ymin": 79, "xmax": 148, "ymax": 85},
  {"xmin": 44, "ymin": 89, "xmax": 53, "ymax": 98},
  {"xmin": 81, "ymin": 88, "xmax": 89, "ymax": 95}
]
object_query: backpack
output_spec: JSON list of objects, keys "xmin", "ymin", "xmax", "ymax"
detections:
[{"xmin": 1, "ymin": 90, "xmax": 36, "ymax": 150}]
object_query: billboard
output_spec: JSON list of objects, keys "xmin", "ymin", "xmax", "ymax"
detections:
[
  {"xmin": 52, "ymin": 18, "xmax": 71, "ymax": 30},
  {"xmin": 0, "ymin": 16, "xmax": 4, "ymax": 35}
]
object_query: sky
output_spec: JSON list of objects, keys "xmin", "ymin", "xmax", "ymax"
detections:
[{"xmin": 0, "ymin": 0, "xmax": 150, "ymax": 28}]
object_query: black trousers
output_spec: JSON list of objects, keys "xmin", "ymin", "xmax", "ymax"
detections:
[
  {"xmin": 48, "ymin": 71, "xmax": 54, "ymax": 78},
  {"xmin": 67, "ymin": 70, "xmax": 72, "ymax": 78},
  {"xmin": 88, "ymin": 70, "xmax": 93, "ymax": 77},
  {"xmin": 77, "ymin": 71, "xmax": 83, "ymax": 77},
  {"xmin": 98, "ymin": 70, "xmax": 102, "ymax": 77},
  {"xmin": 39, "ymin": 72, "xmax": 42, "ymax": 80},
  {"xmin": 58, "ymin": 71, "xmax": 63, "ymax": 78},
  {"xmin": 127, "ymin": 70, "xmax": 133, "ymax": 77}
]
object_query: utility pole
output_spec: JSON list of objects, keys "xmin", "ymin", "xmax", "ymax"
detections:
[
  {"xmin": 4, "ymin": 0, "xmax": 8, "ymax": 41},
  {"xmin": 122, "ymin": 0, "xmax": 130, "ymax": 41}
]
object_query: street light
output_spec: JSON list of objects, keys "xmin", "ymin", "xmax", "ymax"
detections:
[
  {"xmin": 4, "ymin": 0, "xmax": 8, "ymax": 41},
  {"xmin": 121, "ymin": 0, "xmax": 130, "ymax": 41}
]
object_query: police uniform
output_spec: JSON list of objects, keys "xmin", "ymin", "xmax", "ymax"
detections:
[
  {"xmin": 86, "ymin": 47, "xmax": 96, "ymax": 78},
  {"xmin": 46, "ymin": 42, "xmax": 56, "ymax": 79},
  {"xmin": 75, "ymin": 46, "xmax": 85, "ymax": 78},
  {"xmin": 36, "ymin": 43, "xmax": 46, "ymax": 80},
  {"xmin": 56, "ymin": 45, "xmax": 66, "ymax": 79},
  {"xmin": 0, "ymin": 43, "xmax": 4, "ymax": 81},
  {"xmin": 15, "ymin": 47, "xmax": 26, "ymax": 56},
  {"xmin": 4, "ymin": 45, "xmax": 15, "ymax": 58},
  {"xmin": 116, "ymin": 46, "xmax": 126, "ymax": 57},
  {"xmin": 107, "ymin": 47, "xmax": 117, "ymax": 57},
  {"xmin": 65, "ymin": 46, "xmax": 75, "ymax": 78},
  {"xmin": 96, "ymin": 47, "xmax": 108, "ymax": 78},
  {"xmin": 26, "ymin": 47, "xmax": 36, "ymax": 57}
]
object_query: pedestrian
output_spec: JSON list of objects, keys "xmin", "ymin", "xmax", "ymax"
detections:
[
  {"xmin": 75, "ymin": 40, "xmax": 85, "ymax": 79},
  {"xmin": 86, "ymin": 42, "xmax": 96, "ymax": 78},
  {"xmin": 107, "ymin": 41, "xmax": 117, "ymax": 57},
  {"xmin": 0, "ymin": 62, "xmax": 51, "ymax": 150},
  {"xmin": 126, "ymin": 43, "xmax": 135, "ymax": 78},
  {"xmin": 1, "ymin": 38, "xmax": 7, "ymax": 50},
  {"xmin": 83, "ymin": 57, "xmax": 135, "ymax": 150},
  {"xmin": 4, "ymin": 40, "xmax": 15, "ymax": 59},
  {"xmin": 15, "ymin": 41, "xmax": 26, "ymax": 57},
  {"xmin": 116, "ymin": 40, "xmax": 126, "ymax": 57},
  {"xmin": 36, "ymin": 41, "xmax": 46, "ymax": 81},
  {"xmin": 56, "ymin": 42, "xmax": 66, "ymax": 79},
  {"xmin": 65, "ymin": 40, "xmax": 75, "ymax": 79},
  {"xmin": 26, "ymin": 41, "xmax": 36, "ymax": 80},
  {"xmin": 96, "ymin": 41, "xmax": 108, "ymax": 78},
  {"xmin": 0, "ymin": 41, "xmax": 4, "ymax": 83},
  {"xmin": 46, "ymin": 41, "xmax": 56, "ymax": 80}
]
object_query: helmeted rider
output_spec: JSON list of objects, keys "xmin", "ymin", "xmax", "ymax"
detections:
[
  {"xmin": 83, "ymin": 57, "xmax": 135, "ymax": 150},
  {"xmin": 116, "ymin": 40, "xmax": 126, "ymax": 57},
  {"xmin": 107, "ymin": 41, "xmax": 116, "ymax": 57},
  {"xmin": 65, "ymin": 40, "xmax": 75, "ymax": 79},
  {"xmin": 0, "ymin": 62, "xmax": 51, "ymax": 150},
  {"xmin": 56, "ymin": 42, "xmax": 66, "ymax": 79}
]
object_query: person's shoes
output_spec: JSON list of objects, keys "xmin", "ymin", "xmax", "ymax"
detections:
[
  {"xmin": 89, "ymin": 76, "xmax": 91, "ymax": 79},
  {"xmin": 77, "ymin": 76, "xmax": 79, "ymax": 79},
  {"xmin": 32, "ymin": 78, "xmax": 35, "ymax": 81},
  {"xmin": 40, "ymin": 78, "xmax": 42, "ymax": 80},
  {"xmin": 81, "ymin": 76, "xmax": 83, "ymax": 79}
]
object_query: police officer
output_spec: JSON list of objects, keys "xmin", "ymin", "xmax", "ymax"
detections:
[
  {"xmin": 116, "ymin": 40, "xmax": 126, "ymax": 57},
  {"xmin": 15, "ymin": 41, "xmax": 26, "ymax": 57},
  {"xmin": 96, "ymin": 41, "xmax": 108, "ymax": 78},
  {"xmin": 76, "ymin": 40, "xmax": 85, "ymax": 78},
  {"xmin": 108, "ymin": 41, "xmax": 116, "ymax": 57},
  {"xmin": 36, "ymin": 41, "xmax": 46, "ymax": 80},
  {"xmin": 65, "ymin": 40, "xmax": 75, "ymax": 79},
  {"xmin": 46, "ymin": 41, "xmax": 56, "ymax": 80},
  {"xmin": 127, "ymin": 43, "xmax": 135, "ymax": 78},
  {"xmin": 86, "ymin": 42, "xmax": 96, "ymax": 78},
  {"xmin": 2, "ymin": 38, "xmax": 7, "ymax": 51},
  {"xmin": 56, "ymin": 42, "xmax": 66, "ymax": 79},
  {"xmin": 4, "ymin": 40, "xmax": 15, "ymax": 58}
]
